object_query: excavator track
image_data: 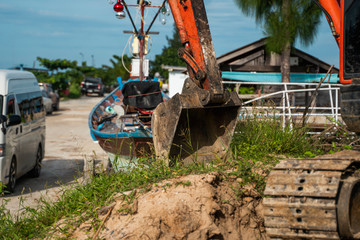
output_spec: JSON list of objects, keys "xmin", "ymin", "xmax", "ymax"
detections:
[{"xmin": 264, "ymin": 156, "xmax": 360, "ymax": 239}]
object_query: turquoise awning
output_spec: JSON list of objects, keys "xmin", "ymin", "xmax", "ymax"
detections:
[{"xmin": 222, "ymin": 72, "xmax": 339, "ymax": 83}]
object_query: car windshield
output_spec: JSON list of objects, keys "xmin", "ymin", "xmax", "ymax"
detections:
[
  {"xmin": 41, "ymin": 90, "xmax": 49, "ymax": 98},
  {"xmin": 86, "ymin": 78, "xmax": 102, "ymax": 83}
]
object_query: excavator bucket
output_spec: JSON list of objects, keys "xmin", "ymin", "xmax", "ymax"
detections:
[
  {"xmin": 151, "ymin": 0, "xmax": 242, "ymax": 165},
  {"xmin": 152, "ymin": 81, "xmax": 241, "ymax": 165}
]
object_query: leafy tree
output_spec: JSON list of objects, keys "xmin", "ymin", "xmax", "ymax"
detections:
[
  {"xmin": 235, "ymin": 0, "xmax": 322, "ymax": 82},
  {"xmin": 36, "ymin": 56, "xmax": 130, "ymax": 90},
  {"xmin": 150, "ymin": 24, "xmax": 186, "ymax": 79},
  {"xmin": 36, "ymin": 57, "xmax": 82, "ymax": 92},
  {"xmin": 37, "ymin": 57, "xmax": 77, "ymax": 73},
  {"xmin": 35, "ymin": 54, "xmax": 131, "ymax": 97},
  {"xmin": 102, "ymin": 54, "xmax": 131, "ymax": 85}
]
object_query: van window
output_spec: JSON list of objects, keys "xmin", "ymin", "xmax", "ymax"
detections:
[
  {"xmin": 16, "ymin": 93, "xmax": 31, "ymax": 123},
  {"xmin": 6, "ymin": 95, "xmax": 16, "ymax": 118},
  {"xmin": 16, "ymin": 92, "xmax": 45, "ymax": 122},
  {"xmin": 30, "ymin": 91, "xmax": 44, "ymax": 119}
]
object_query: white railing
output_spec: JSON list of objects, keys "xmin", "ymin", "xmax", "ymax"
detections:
[{"xmin": 223, "ymin": 81, "xmax": 343, "ymax": 132}]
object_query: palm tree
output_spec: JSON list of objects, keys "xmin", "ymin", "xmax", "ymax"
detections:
[
  {"xmin": 234, "ymin": 0, "xmax": 322, "ymax": 82},
  {"xmin": 102, "ymin": 54, "xmax": 131, "ymax": 85}
]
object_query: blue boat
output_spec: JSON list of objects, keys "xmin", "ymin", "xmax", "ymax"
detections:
[
  {"xmin": 88, "ymin": 78, "xmax": 169, "ymax": 167},
  {"xmin": 88, "ymin": 0, "xmax": 172, "ymax": 168}
]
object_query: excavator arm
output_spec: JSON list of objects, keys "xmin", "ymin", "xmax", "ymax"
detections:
[
  {"xmin": 152, "ymin": 0, "xmax": 241, "ymax": 165},
  {"xmin": 317, "ymin": 0, "xmax": 360, "ymax": 133},
  {"xmin": 264, "ymin": 2, "xmax": 360, "ymax": 239},
  {"xmin": 168, "ymin": 0, "xmax": 225, "ymax": 100}
]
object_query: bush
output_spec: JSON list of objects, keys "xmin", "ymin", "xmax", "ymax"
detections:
[
  {"xmin": 231, "ymin": 115, "xmax": 316, "ymax": 160},
  {"xmin": 68, "ymin": 83, "xmax": 81, "ymax": 99}
]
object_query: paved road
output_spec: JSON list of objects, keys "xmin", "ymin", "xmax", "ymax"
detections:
[{"xmin": 1, "ymin": 96, "xmax": 107, "ymax": 214}]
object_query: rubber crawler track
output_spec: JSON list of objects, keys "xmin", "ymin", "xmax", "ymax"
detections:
[{"xmin": 264, "ymin": 157, "xmax": 360, "ymax": 239}]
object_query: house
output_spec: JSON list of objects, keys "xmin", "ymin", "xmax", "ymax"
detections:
[
  {"xmin": 217, "ymin": 38, "xmax": 338, "ymax": 74},
  {"xmin": 163, "ymin": 39, "xmax": 341, "ymax": 130},
  {"xmin": 164, "ymin": 38, "xmax": 339, "ymax": 96}
]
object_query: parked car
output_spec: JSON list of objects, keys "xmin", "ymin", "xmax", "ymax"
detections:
[
  {"xmin": 0, "ymin": 70, "xmax": 46, "ymax": 192},
  {"xmin": 38, "ymin": 83, "xmax": 60, "ymax": 110},
  {"xmin": 41, "ymin": 90, "xmax": 53, "ymax": 115},
  {"xmin": 81, "ymin": 77, "xmax": 104, "ymax": 96}
]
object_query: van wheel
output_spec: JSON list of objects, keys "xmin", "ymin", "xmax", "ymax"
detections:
[
  {"xmin": 6, "ymin": 158, "xmax": 16, "ymax": 193},
  {"xmin": 29, "ymin": 147, "xmax": 42, "ymax": 178}
]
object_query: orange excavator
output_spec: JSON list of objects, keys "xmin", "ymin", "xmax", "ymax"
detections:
[
  {"xmin": 264, "ymin": 1, "xmax": 360, "ymax": 239},
  {"xmin": 152, "ymin": 0, "xmax": 242, "ymax": 165},
  {"xmin": 317, "ymin": 0, "xmax": 360, "ymax": 133},
  {"xmin": 151, "ymin": 0, "xmax": 359, "ymax": 239}
]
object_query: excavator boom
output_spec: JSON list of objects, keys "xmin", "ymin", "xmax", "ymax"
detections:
[
  {"xmin": 152, "ymin": 0, "xmax": 241, "ymax": 164},
  {"xmin": 317, "ymin": 0, "xmax": 360, "ymax": 133},
  {"xmin": 168, "ymin": 0, "xmax": 223, "ymax": 97},
  {"xmin": 264, "ymin": 1, "xmax": 360, "ymax": 239}
]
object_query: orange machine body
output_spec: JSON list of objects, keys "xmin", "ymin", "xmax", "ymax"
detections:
[
  {"xmin": 319, "ymin": 0, "xmax": 357, "ymax": 84},
  {"xmin": 168, "ymin": 0, "xmax": 224, "ymax": 96}
]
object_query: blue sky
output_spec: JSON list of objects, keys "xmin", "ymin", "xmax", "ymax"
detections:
[{"xmin": 0, "ymin": 0, "xmax": 339, "ymax": 70}]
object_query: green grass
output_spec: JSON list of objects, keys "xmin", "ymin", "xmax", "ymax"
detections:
[
  {"xmin": 232, "ymin": 117, "xmax": 317, "ymax": 159},
  {"xmin": 0, "ymin": 116, "xmax": 323, "ymax": 239},
  {"xmin": 228, "ymin": 116, "xmax": 320, "ymax": 197},
  {"xmin": 0, "ymin": 159, "xmax": 219, "ymax": 239},
  {"xmin": 67, "ymin": 83, "xmax": 81, "ymax": 99}
]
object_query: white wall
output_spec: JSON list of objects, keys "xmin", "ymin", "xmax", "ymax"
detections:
[{"xmin": 168, "ymin": 71, "xmax": 188, "ymax": 97}]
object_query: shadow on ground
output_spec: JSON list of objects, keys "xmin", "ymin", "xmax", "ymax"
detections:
[
  {"xmin": 45, "ymin": 107, "xmax": 69, "ymax": 117},
  {"xmin": 5, "ymin": 159, "xmax": 84, "ymax": 196}
]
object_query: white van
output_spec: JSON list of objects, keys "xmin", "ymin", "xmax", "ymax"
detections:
[{"xmin": 0, "ymin": 70, "xmax": 45, "ymax": 193}]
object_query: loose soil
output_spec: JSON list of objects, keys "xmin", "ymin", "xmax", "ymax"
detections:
[
  {"xmin": 48, "ymin": 150, "xmax": 360, "ymax": 240},
  {"xmin": 50, "ymin": 173, "xmax": 267, "ymax": 240},
  {"xmin": 2, "ymin": 97, "xmax": 359, "ymax": 239}
]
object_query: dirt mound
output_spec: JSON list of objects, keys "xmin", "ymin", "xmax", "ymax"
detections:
[
  {"xmin": 61, "ymin": 173, "xmax": 266, "ymax": 240},
  {"xmin": 48, "ymin": 150, "xmax": 360, "ymax": 239}
]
